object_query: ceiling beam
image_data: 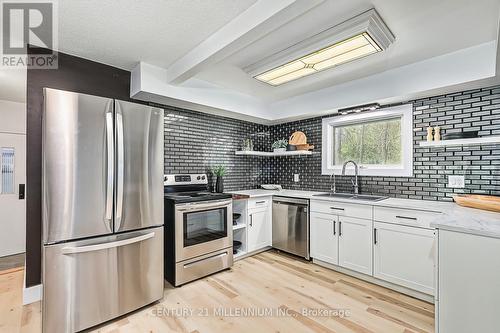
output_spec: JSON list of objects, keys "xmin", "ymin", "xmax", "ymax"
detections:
[{"xmin": 165, "ymin": 0, "xmax": 324, "ymax": 85}]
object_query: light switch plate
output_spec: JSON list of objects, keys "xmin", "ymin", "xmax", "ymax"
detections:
[
  {"xmin": 448, "ymin": 175, "xmax": 465, "ymax": 188},
  {"xmin": 293, "ymin": 174, "xmax": 300, "ymax": 182}
]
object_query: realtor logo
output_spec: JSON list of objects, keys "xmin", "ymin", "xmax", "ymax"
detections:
[{"xmin": 1, "ymin": 0, "xmax": 58, "ymax": 69}]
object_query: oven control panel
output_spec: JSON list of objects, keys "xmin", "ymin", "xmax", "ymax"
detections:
[{"xmin": 164, "ymin": 174, "xmax": 208, "ymax": 186}]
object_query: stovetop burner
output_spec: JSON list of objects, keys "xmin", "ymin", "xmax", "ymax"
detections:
[{"xmin": 163, "ymin": 174, "xmax": 232, "ymax": 204}]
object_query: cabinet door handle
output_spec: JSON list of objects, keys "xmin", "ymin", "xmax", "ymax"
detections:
[
  {"xmin": 374, "ymin": 228, "xmax": 377, "ymax": 245},
  {"xmin": 333, "ymin": 220, "xmax": 336, "ymax": 236},
  {"xmin": 256, "ymin": 201, "xmax": 266, "ymax": 204},
  {"xmin": 330, "ymin": 207, "xmax": 344, "ymax": 211},
  {"xmin": 249, "ymin": 214, "xmax": 253, "ymax": 227},
  {"xmin": 338, "ymin": 221, "xmax": 342, "ymax": 236},
  {"xmin": 395, "ymin": 215, "xmax": 417, "ymax": 221}
]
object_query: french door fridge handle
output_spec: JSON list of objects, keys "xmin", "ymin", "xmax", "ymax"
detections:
[
  {"xmin": 61, "ymin": 232, "xmax": 155, "ymax": 254},
  {"xmin": 105, "ymin": 112, "xmax": 114, "ymax": 226},
  {"xmin": 115, "ymin": 111, "xmax": 125, "ymax": 230}
]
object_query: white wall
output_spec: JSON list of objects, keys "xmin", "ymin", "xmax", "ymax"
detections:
[{"xmin": 0, "ymin": 100, "xmax": 26, "ymax": 134}]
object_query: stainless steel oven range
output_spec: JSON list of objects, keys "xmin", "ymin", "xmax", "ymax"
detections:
[{"xmin": 164, "ymin": 174, "xmax": 233, "ymax": 286}]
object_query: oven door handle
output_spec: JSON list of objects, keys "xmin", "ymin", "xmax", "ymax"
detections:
[{"xmin": 176, "ymin": 199, "xmax": 232, "ymax": 212}]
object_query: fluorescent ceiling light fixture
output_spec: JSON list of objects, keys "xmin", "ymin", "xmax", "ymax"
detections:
[
  {"xmin": 246, "ymin": 9, "xmax": 394, "ymax": 86},
  {"xmin": 255, "ymin": 33, "xmax": 381, "ymax": 85}
]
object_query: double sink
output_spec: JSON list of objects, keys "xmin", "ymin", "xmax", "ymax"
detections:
[{"xmin": 313, "ymin": 192, "xmax": 388, "ymax": 202}]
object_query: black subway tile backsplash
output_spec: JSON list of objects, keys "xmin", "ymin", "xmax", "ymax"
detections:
[
  {"xmin": 269, "ymin": 85, "xmax": 500, "ymax": 201},
  {"xmin": 153, "ymin": 84, "xmax": 500, "ymax": 200}
]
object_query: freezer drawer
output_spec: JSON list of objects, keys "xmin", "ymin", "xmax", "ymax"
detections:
[
  {"xmin": 175, "ymin": 248, "xmax": 233, "ymax": 286},
  {"xmin": 42, "ymin": 227, "xmax": 164, "ymax": 333}
]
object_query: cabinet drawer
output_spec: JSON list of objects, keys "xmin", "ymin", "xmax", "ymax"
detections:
[
  {"xmin": 373, "ymin": 206, "xmax": 440, "ymax": 229},
  {"xmin": 248, "ymin": 197, "xmax": 271, "ymax": 209},
  {"xmin": 310, "ymin": 200, "xmax": 372, "ymax": 220}
]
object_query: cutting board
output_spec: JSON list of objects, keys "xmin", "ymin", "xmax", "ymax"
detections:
[
  {"xmin": 295, "ymin": 144, "xmax": 315, "ymax": 151},
  {"xmin": 289, "ymin": 131, "xmax": 307, "ymax": 145},
  {"xmin": 453, "ymin": 194, "xmax": 500, "ymax": 213}
]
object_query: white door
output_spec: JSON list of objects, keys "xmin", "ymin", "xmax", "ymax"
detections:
[
  {"xmin": 338, "ymin": 216, "xmax": 372, "ymax": 275},
  {"xmin": 310, "ymin": 212, "xmax": 338, "ymax": 264},
  {"xmin": 247, "ymin": 207, "xmax": 271, "ymax": 252},
  {"xmin": 0, "ymin": 133, "xmax": 26, "ymax": 257},
  {"xmin": 374, "ymin": 222, "xmax": 436, "ymax": 295}
]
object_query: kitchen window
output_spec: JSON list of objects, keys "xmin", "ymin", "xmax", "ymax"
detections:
[{"xmin": 322, "ymin": 104, "xmax": 413, "ymax": 176}]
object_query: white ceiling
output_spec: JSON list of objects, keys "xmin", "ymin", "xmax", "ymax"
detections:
[
  {"xmin": 58, "ymin": 0, "xmax": 258, "ymax": 69},
  {"xmin": 2, "ymin": 0, "xmax": 500, "ymax": 121}
]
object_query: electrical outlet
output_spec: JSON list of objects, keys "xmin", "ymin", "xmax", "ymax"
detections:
[
  {"xmin": 448, "ymin": 175, "xmax": 465, "ymax": 188},
  {"xmin": 293, "ymin": 174, "xmax": 300, "ymax": 182}
]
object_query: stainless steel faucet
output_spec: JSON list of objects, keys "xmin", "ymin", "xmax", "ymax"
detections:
[
  {"xmin": 342, "ymin": 160, "xmax": 359, "ymax": 195},
  {"xmin": 330, "ymin": 173, "xmax": 336, "ymax": 194}
]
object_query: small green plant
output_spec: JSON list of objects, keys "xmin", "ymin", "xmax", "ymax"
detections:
[
  {"xmin": 272, "ymin": 139, "xmax": 288, "ymax": 149},
  {"xmin": 212, "ymin": 165, "xmax": 227, "ymax": 177}
]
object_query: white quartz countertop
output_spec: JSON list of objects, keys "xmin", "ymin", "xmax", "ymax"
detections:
[
  {"xmin": 228, "ymin": 189, "xmax": 500, "ymax": 238},
  {"xmin": 228, "ymin": 189, "xmax": 325, "ymax": 199}
]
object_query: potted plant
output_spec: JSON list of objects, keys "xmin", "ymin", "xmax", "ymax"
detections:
[
  {"xmin": 272, "ymin": 139, "xmax": 288, "ymax": 153},
  {"xmin": 212, "ymin": 165, "xmax": 227, "ymax": 193}
]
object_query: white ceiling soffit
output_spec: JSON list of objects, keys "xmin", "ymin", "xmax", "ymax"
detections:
[
  {"xmin": 132, "ymin": 41, "xmax": 498, "ymax": 123},
  {"xmin": 131, "ymin": 1, "xmax": 500, "ymax": 123},
  {"xmin": 269, "ymin": 41, "xmax": 498, "ymax": 121},
  {"xmin": 132, "ymin": 62, "xmax": 271, "ymax": 124}
]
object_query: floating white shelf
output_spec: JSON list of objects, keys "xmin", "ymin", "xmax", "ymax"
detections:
[
  {"xmin": 235, "ymin": 150, "xmax": 312, "ymax": 157},
  {"xmin": 419, "ymin": 136, "xmax": 500, "ymax": 147},
  {"xmin": 233, "ymin": 223, "xmax": 246, "ymax": 231}
]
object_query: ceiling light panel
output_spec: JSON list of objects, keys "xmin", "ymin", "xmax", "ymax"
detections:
[{"xmin": 247, "ymin": 9, "xmax": 394, "ymax": 86}]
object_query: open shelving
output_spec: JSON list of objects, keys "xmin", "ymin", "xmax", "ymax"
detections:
[
  {"xmin": 232, "ymin": 223, "xmax": 246, "ymax": 231},
  {"xmin": 235, "ymin": 150, "xmax": 312, "ymax": 157},
  {"xmin": 234, "ymin": 249, "xmax": 246, "ymax": 259},
  {"xmin": 232, "ymin": 200, "xmax": 248, "ymax": 260},
  {"xmin": 419, "ymin": 136, "xmax": 500, "ymax": 147}
]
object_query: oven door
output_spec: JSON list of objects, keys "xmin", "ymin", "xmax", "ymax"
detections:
[{"xmin": 175, "ymin": 199, "xmax": 232, "ymax": 262}]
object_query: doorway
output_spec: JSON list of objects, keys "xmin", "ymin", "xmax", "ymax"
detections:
[{"xmin": 0, "ymin": 100, "xmax": 26, "ymax": 260}]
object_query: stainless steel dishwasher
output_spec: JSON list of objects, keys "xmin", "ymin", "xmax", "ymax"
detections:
[{"xmin": 272, "ymin": 197, "xmax": 309, "ymax": 260}]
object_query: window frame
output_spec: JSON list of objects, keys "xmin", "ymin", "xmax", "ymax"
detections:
[{"xmin": 321, "ymin": 104, "xmax": 413, "ymax": 177}]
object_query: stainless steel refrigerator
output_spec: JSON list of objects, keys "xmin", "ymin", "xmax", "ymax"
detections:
[{"xmin": 42, "ymin": 88, "xmax": 164, "ymax": 333}]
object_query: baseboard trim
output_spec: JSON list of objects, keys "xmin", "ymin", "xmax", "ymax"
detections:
[
  {"xmin": 312, "ymin": 259, "xmax": 434, "ymax": 303},
  {"xmin": 23, "ymin": 284, "xmax": 43, "ymax": 305}
]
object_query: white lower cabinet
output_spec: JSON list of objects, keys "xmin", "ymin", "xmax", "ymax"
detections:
[
  {"xmin": 438, "ymin": 230, "xmax": 500, "ymax": 333},
  {"xmin": 310, "ymin": 212, "xmax": 338, "ymax": 264},
  {"xmin": 338, "ymin": 216, "xmax": 373, "ymax": 275},
  {"xmin": 373, "ymin": 222, "xmax": 435, "ymax": 295},
  {"xmin": 247, "ymin": 206, "xmax": 271, "ymax": 252},
  {"xmin": 310, "ymin": 212, "xmax": 372, "ymax": 275}
]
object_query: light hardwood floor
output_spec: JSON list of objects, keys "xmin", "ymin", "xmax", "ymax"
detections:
[{"xmin": 0, "ymin": 251, "xmax": 434, "ymax": 333}]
